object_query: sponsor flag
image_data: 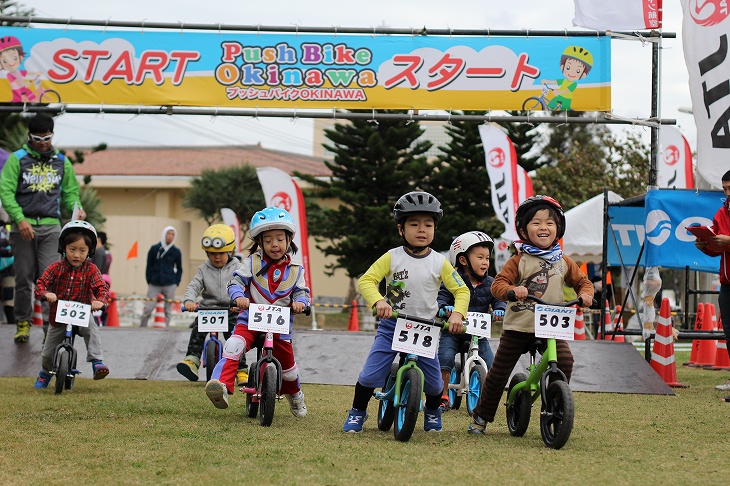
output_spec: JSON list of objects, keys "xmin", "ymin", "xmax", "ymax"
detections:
[
  {"xmin": 479, "ymin": 124, "xmax": 533, "ymax": 241},
  {"xmin": 126, "ymin": 240, "xmax": 138, "ymax": 260},
  {"xmin": 220, "ymin": 208, "xmax": 242, "ymax": 256},
  {"xmin": 658, "ymin": 126, "xmax": 694, "ymax": 188},
  {"xmin": 681, "ymin": 0, "xmax": 730, "ymax": 188},
  {"xmin": 255, "ymin": 167, "xmax": 313, "ymax": 296},
  {"xmin": 573, "ymin": 0, "xmax": 662, "ymax": 30}
]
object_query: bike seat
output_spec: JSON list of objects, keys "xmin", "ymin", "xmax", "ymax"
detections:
[
  {"xmin": 252, "ymin": 333, "xmax": 266, "ymax": 349},
  {"xmin": 457, "ymin": 340, "xmax": 470, "ymax": 354}
]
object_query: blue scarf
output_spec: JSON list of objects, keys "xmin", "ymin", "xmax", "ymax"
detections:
[{"xmin": 514, "ymin": 241, "xmax": 563, "ymax": 263}]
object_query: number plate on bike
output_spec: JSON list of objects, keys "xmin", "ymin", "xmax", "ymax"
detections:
[
  {"xmin": 392, "ymin": 317, "xmax": 439, "ymax": 358},
  {"xmin": 534, "ymin": 304, "xmax": 575, "ymax": 340},
  {"xmin": 464, "ymin": 311, "xmax": 491, "ymax": 338},
  {"xmin": 248, "ymin": 304, "xmax": 290, "ymax": 333},
  {"xmin": 55, "ymin": 300, "xmax": 91, "ymax": 327},
  {"xmin": 198, "ymin": 309, "xmax": 229, "ymax": 332}
]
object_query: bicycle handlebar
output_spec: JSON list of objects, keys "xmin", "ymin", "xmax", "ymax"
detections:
[
  {"xmin": 506, "ymin": 290, "xmax": 596, "ymax": 308},
  {"xmin": 183, "ymin": 301, "xmax": 311, "ymax": 316}
]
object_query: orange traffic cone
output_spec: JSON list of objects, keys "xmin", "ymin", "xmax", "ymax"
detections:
[
  {"xmin": 596, "ymin": 300, "xmax": 611, "ymax": 340},
  {"xmin": 106, "ymin": 292, "xmax": 120, "ymax": 327},
  {"xmin": 693, "ymin": 302, "xmax": 718, "ymax": 367},
  {"xmin": 153, "ymin": 293, "xmax": 166, "ymax": 328},
  {"xmin": 608, "ymin": 305, "xmax": 625, "ymax": 342},
  {"xmin": 707, "ymin": 315, "xmax": 730, "ymax": 371},
  {"xmin": 684, "ymin": 303, "xmax": 705, "ymax": 367},
  {"xmin": 574, "ymin": 305, "xmax": 586, "ymax": 340},
  {"xmin": 32, "ymin": 299, "xmax": 43, "ymax": 326},
  {"xmin": 348, "ymin": 300, "xmax": 359, "ymax": 332},
  {"xmin": 650, "ymin": 297, "xmax": 685, "ymax": 387}
]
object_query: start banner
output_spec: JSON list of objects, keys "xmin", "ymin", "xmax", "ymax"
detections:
[{"xmin": 0, "ymin": 26, "xmax": 610, "ymax": 111}]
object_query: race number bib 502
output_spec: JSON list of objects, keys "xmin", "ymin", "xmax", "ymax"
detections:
[
  {"xmin": 248, "ymin": 304, "xmax": 291, "ymax": 333},
  {"xmin": 392, "ymin": 317, "xmax": 440, "ymax": 359},
  {"xmin": 534, "ymin": 304, "xmax": 575, "ymax": 340},
  {"xmin": 55, "ymin": 300, "xmax": 91, "ymax": 327},
  {"xmin": 464, "ymin": 311, "xmax": 491, "ymax": 338},
  {"xmin": 197, "ymin": 309, "xmax": 229, "ymax": 332}
]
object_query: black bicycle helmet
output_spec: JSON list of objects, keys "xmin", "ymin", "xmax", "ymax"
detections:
[
  {"xmin": 58, "ymin": 220, "xmax": 98, "ymax": 257},
  {"xmin": 393, "ymin": 191, "xmax": 443, "ymax": 226},
  {"xmin": 514, "ymin": 195, "xmax": 566, "ymax": 240}
]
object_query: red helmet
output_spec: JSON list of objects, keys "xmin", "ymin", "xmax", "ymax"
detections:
[
  {"xmin": 0, "ymin": 36, "xmax": 22, "ymax": 54},
  {"xmin": 515, "ymin": 195, "xmax": 565, "ymax": 240}
]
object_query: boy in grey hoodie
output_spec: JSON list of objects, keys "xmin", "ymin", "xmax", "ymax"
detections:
[{"xmin": 176, "ymin": 225, "xmax": 247, "ymax": 382}]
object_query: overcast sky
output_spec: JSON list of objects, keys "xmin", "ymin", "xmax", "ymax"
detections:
[{"xmin": 15, "ymin": 0, "xmax": 692, "ymax": 156}]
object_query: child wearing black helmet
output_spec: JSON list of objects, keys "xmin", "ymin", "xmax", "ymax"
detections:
[
  {"xmin": 468, "ymin": 195, "xmax": 593, "ymax": 434},
  {"xmin": 32, "ymin": 220, "xmax": 110, "ymax": 389},
  {"xmin": 343, "ymin": 191, "xmax": 470, "ymax": 434}
]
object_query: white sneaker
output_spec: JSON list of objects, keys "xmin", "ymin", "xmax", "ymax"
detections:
[
  {"xmin": 205, "ymin": 380, "xmax": 229, "ymax": 409},
  {"xmin": 286, "ymin": 391, "xmax": 307, "ymax": 417},
  {"xmin": 715, "ymin": 379, "xmax": 730, "ymax": 391}
]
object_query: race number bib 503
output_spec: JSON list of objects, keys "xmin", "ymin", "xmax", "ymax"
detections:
[
  {"xmin": 534, "ymin": 304, "xmax": 575, "ymax": 340},
  {"xmin": 464, "ymin": 311, "xmax": 491, "ymax": 338},
  {"xmin": 392, "ymin": 317, "xmax": 440, "ymax": 359},
  {"xmin": 197, "ymin": 309, "xmax": 229, "ymax": 332},
  {"xmin": 248, "ymin": 304, "xmax": 291, "ymax": 333},
  {"xmin": 55, "ymin": 300, "xmax": 91, "ymax": 327}
]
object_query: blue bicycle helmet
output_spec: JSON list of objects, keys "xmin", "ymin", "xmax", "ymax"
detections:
[{"xmin": 249, "ymin": 207, "xmax": 296, "ymax": 239}]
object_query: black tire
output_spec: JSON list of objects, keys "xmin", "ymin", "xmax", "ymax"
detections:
[
  {"xmin": 466, "ymin": 364, "xmax": 486, "ymax": 417},
  {"xmin": 393, "ymin": 368, "xmax": 421, "ymax": 442},
  {"xmin": 65, "ymin": 351, "xmax": 77, "ymax": 390},
  {"xmin": 39, "ymin": 89, "xmax": 61, "ymax": 104},
  {"xmin": 259, "ymin": 363, "xmax": 277, "ymax": 427},
  {"xmin": 204, "ymin": 341, "xmax": 218, "ymax": 383},
  {"xmin": 449, "ymin": 362, "xmax": 462, "ymax": 410},
  {"xmin": 521, "ymin": 96, "xmax": 545, "ymax": 111},
  {"xmin": 506, "ymin": 372, "xmax": 531, "ymax": 437},
  {"xmin": 377, "ymin": 362, "xmax": 399, "ymax": 431},
  {"xmin": 540, "ymin": 380, "xmax": 574, "ymax": 449},
  {"xmin": 54, "ymin": 349, "xmax": 68, "ymax": 395},
  {"xmin": 245, "ymin": 363, "xmax": 258, "ymax": 418}
]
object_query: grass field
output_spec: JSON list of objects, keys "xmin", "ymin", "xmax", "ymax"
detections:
[{"xmin": 1, "ymin": 349, "xmax": 728, "ymax": 485}]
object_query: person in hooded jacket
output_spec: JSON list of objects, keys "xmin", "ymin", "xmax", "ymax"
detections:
[{"xmin": 140, "ymin": 225, "xmax": 182, "ymax": 327}]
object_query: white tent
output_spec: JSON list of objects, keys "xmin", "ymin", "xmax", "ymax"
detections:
[{"xmin": 562, "ymin": 191, "xmax": 623, "ymax": 257}]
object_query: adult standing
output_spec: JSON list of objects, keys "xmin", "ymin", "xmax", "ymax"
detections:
[
  {"xmin": 0, "ymin": 114, "xmax": 85, "ymax": 343},
  {"xmin": 140, "ymin": 226, "xmax": 182, "ymax": 327},
  {"xmin": 694, "ymin": 170, "xmax": 730, "ymax": 401},
  {"xmin": 91, "ymin": 231, "xmax": 112, "ymax": 325}
]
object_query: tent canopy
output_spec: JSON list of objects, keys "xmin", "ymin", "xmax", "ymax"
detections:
[{"xmin": 562, "ymin": 191, "xmax": 623, "ymax": 258}]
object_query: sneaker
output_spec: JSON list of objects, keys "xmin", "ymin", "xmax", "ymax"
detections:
[
  {"xmin": 440, "ymin": 396, "xmax": 451, "ymax": 412},
  {"xmin": 343, "ymin": 408, "xmax": 368, "ymax": 433},
  {"xmin": 34, "ymin": 370, "xmax": 52, "ymax": 389},
  {"xmin": 14, "ymin": 320, "xmax": 30, "ymax": 344},
  {"xmin": 92, "ymin": 361, "xmax": 109, "ymax": 380},
  {"xmin": 176, "ymin": 358, "xmax": 200, "ymax": 382},
  {"xmin": 715, "ymin": 379, "xmax": 730, "ymax": 391},
  {"xmin": 286, "ymin": 391, "xmax": 308, "ymax": 417},
  {"xmin": 205, "ymin": 379, "xmax": 229, "ymax": 409},
  {"xmin": 236, "ymin": 368, "xmax": 249, "ymax": 385},
  {"xmin": 468, "ymin": 415, "xmax": 487, "ymax": 435},
  {"xmin": 423, "ymin": 406, "xmax": 442, "ymax": 432}
]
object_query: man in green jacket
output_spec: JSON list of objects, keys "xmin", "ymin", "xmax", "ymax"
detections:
[{"xmin": 0, "ymin": 114, "xmax": 85, "ymax": 343}]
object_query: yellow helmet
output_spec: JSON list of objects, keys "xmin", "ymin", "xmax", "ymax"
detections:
[
  {"xmin": 562, "ymin": 45, "xmax": 593, "ymax": 68},
  {"xmin": 201, "ymin": 224, "xmax": 236, "ymax": 253}
]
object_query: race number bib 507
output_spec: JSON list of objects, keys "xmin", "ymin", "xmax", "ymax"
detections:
[
  {"xmin": 55, "ymin": 300, "xmax": 91, "ymax": 327},
  {"xmin": 534, "ymin": 304, "xmax": 575, "ymax": 340},
  {"xmin": 392, "ymin": 317, "xmax": 440, "ymax": 358},
  {"xmin": 197, "ymin": 309, "xmax": 229, "ymax": 332},
  {"xmin": 248, "ymin": 304, "xmax": 291, "ymax": 334}
]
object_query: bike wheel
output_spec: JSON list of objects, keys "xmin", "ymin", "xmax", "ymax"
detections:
[
  {"xmin": 466, "ymin": 364, "xmax": 486, "ymax": 417},
  {"xmin": 521, "ymin": 96, "xmax": 545, "ymax": 111},
  {"xmin": 204, "ymin": 341, "xmax": 218, "ymax": 383},
  {"xmin": 244, "ymin": 363, "xmax": 258, "ymax": 418},
  {"xmin": 540, "ymin": 380, "xmax": 574, "ymax": 449},
  {"xmin": 54, "ymin": 349, "xmax": 69, "ymax": 395},
  {"xmin": 449, "ymin": 362, "xmax": 462, "ymax": 410},
  {"xmin": 259, "ymin": 363, "xmax": 277, "ymax": 427},
  {"xmin": 65, "ymin": 351, "xmax": 77, "ymax": 390},
  {"xmin": 39, "ymin": 89, "xmax": 61, "ymax": 104},
  {"xmin": 377, "ymin": 362, "xmax": 399, "ymax": 431},
  {"xmin": 393, "ymin": 368, "xmax": 421, "ymax": 442},
  {"xmin": 506, "ymin": 372, "xmax": 531, "ymax": 437}
]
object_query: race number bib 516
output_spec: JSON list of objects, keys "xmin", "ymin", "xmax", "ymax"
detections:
[
  {"xmin": 198, "ymin": 309, "xmax": 229, "ymax": 332},
  {"xmin": 55, "ymin": 300, "xmax": 91, "ymax": 327},
  {"xmin": 392, "ymin": 317, "xmax": 440, "ymax": 358},
  {"xmin": 248, "ymin": 304, "xmax": 291, "ymax": 333},
  {"xmin": 534, "ymin": 304, "xmax": 575, "ymax": 340}
]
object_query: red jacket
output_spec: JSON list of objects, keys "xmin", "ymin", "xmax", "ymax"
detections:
[{"xmin": 701, "ymin": 205, "xmax": 730, "ymax": 285}]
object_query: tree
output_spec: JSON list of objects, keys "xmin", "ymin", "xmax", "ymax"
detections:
[
  {"xmin": 183, "ymin": 164, "xmax": 265, "ymax": 232},
  {"xmin": 295, "ymin": 111, "xmax": 434, "ymax": 279}
]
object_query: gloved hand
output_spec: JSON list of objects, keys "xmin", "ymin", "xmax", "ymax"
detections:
[
  {"xmin": 493, "ymin": 310, "xmax": 505, "ymax": 317},
  {"xmin": 438, "ymin": 306, "xmax": 454, "ymax": 319}
]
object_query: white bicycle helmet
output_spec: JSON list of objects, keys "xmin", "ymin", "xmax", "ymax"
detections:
[
  {"xmin": 58, "ymin": 220, "xmax": 98, "ymax": 257},
  {"xmin": 449, "ymin": 231, "xmax": 494, "ymax": 267}
]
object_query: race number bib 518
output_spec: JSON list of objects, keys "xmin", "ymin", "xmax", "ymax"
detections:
[
  {"xmin": 392, "ymin": 317, "xmax": 440, "ymax": 358},
  {"xmin": 248, "ymin": 304, "xmax": 291, "ymax": 333},
  {"xmin": 534, "ymin": 304, "xmax": 575, "ymax": 340},
  {"xmin": 55, "ymin": 300, "xmax": 91, "ymax": 328}
]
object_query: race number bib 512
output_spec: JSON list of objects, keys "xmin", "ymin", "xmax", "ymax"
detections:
[
  {"xmin": 534, "ymin": 304, "xmax": 575, "ymax": 340},
  {"xmin": 392, "ymin": 317, "xmax": 440, "ymax": 358},
  {"xmin": 55, "ymin": 300, "xmax": 91, "ymax": 328},
  {"xmin": 464, "ymin": 311, "xmax": 491, "ymax": 338},
  {"xmin": 248, "ymin": 304, "xmax": 291, "ymax": 333},
  {"xmin": 197, "ymin": 309, "xmax": 229, "ymax": 332}
]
